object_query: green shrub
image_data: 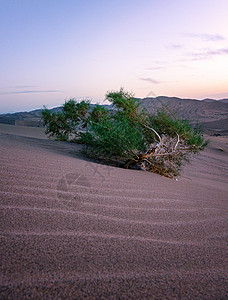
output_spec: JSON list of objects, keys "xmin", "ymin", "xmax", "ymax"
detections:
[
  {"xmin": 148, "ymin": 110, "xmax": 206, "ymax": 150},
  {"xmin": 42, "ymin": 100, "xmax": 90, "ymax": 141},
  {"xmin": 42, "ymin": 89, "xmax": 207, "ymax": 178}
]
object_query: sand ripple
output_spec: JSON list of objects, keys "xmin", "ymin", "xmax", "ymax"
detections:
[{"xmin": 1, "ymin": 132, "xmax": 228, "ymax": 299}]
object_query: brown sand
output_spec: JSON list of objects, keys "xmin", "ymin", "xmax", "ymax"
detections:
[
  {"xmin": 0, "ymin": 124, "xmax": 47, "ymax": 139},
  {"xmin": 0, "ymin": 128, "xmax": 228, "ymax": 299}
]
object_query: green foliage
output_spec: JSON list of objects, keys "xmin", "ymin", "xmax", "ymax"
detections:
[
  {"xmin": 42, "ymin": 89, "xmax": 207, "ymax": 178},
  {"xmin": 80, "ymin": 91, "xmax": 147, "ymax": 159},
  {"xmin": 89, "ymin": 104, "xmax": 109, "ymax": 123},
  {"xmin": 84, "ymin": 114, "xmax": 146, "ymax": 159},
  {"xmin": 42, "ymin": 108, "xmax": 71, "ymax": 141},
  {"xmin": 106, "ymin": 88, "xmax": 147, "ymax": 124},
  {"xmin": 148, "ymin": 110, "xmax": 205, "ymax": 150},
  {"xmin": 42, "ymin": 99, "xmax": 90, "ymax": 141}
]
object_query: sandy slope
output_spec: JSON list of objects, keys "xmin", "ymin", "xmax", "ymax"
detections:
[
  {"xmin": 0, "ymin": 130, "xmax": 228, "ymax": 299},
  {"xmin": 0, "ymin": 124, "xmax": 47, "ymax": 139}
]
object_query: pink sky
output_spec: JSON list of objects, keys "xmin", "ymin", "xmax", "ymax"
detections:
[{"xmin": 0, "ymin": 0, "xmax": 228, "ymax": 113}]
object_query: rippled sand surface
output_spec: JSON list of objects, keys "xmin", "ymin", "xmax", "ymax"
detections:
[{"xmin": 0, "ymin": 129, "xmax": 228, "ymax": 299}]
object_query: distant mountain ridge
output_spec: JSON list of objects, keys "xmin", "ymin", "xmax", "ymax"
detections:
[
  {"xmin": 0, "ymin": 107, "xmax": 61, "ymax": 126},
  {"xmin": 140, "ymin": 96, "xmax": 228, "ymax": 123},
  {"xmin": 140, "ymin": 97, "xmax": 228, "ymax": 135},
  {"xmin": 0, "ymin": 97, "xmax": 227, "ymax": 135}
]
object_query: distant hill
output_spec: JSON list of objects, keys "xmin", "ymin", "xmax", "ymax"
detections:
[
  {"xmin": 140, "ymin": 97, "xmax": 228, "ymax": 123},
  {"xmin": 140, "ymin": 97, "xmax": 228, "ymax": 135},
  {"xmin": 0, "ymin": 104, "xmax": 111, "ymax": 127},
  {"xmin": 0, "ymin": 107, "xmax": 62, "ymax": 127},
  {"xmin": 0, "ymin": 98, "xmax": 227, "ymax": 135}
]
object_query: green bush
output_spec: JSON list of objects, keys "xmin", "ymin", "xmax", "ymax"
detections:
[
  {"xmin": 148, "ymin": 110, "xmax": 206, "ymax": 150},
  {"xmin": 42, "ymin": 89, "xmax": 207, "ymax": 178},
  {"xmin": 42, "ymin": 100, "xmax": 90, "ymax": 141}
]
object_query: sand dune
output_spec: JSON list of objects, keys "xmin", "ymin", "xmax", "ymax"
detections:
[
  {"xmin": 0, "ymin": 129, "xmax": 228, "ymax": 299},
  {"xmin": 0, "ymin": 123, "xmax": 47, "ymax": 139}
]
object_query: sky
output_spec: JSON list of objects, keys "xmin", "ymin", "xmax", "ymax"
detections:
[{"xmin": 0, "ymin": 0, "xmax": 228, "ymax": 113}]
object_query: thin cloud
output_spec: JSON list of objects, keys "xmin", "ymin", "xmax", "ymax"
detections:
[
  {"xmin": 167, "ymin": 44, "xmax": 183, "ymax": 49},
  {"xmin": 147, "ymin": 60, "xmax": 167, "ymax": 70},
  {"xmin": 187, "ymin": 47, "xmax": 228, "ymax": 61},
  {"xmin": 147, "ymin": 66, "xmax": 165, "ymax": 70},
  {"xmin": 185, "ymin": 33, "xmax": 225, "ymax": 42},
  {"xmin": 207, "ymin": 48, "xmax": 228, "ymax": 55},
  {"xmin": 0, "ymin": 90, "xmax": 63, "ymax": 95},
  {"xmin": 139, "ymin": 78, "xmax": 160, "ymax": 84}
]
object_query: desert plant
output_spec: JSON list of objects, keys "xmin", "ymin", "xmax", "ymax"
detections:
[
  {"xmin": 42, "ymin": 89, "xmax": 207, "ymax": 178},
  {"xmin": 42, "ymin": 100, "xmax": 90, "ymax": 140},
  {"xmin": 148, "ymin": 110, "xmax": 205, "ymax": 149}
]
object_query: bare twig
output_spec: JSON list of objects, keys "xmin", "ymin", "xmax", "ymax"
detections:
[
  {"xmin": 173, "ymin": 132, "xmax": 180, "ymax": 151},
  {"xmin": 144, "ymin": 125, "xmax": 162, "ymax": 143}
]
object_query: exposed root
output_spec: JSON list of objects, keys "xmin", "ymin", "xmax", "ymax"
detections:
[{"xmin": 124, "ymin": 132, "xmax": 189, "ymax": 178}]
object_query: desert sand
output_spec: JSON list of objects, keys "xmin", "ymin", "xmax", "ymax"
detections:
[
  {"xmin": 0, "ymin": 125, "xmax": 228, "ymax": 299},
  {"xmin": 0, "ymin": 123, "xmax": 47, "ymax": 139}
]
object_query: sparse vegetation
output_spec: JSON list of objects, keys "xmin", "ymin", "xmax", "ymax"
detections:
[{"xmin": 42, "ymin": 88, "xmax": 207, "ymax": 178}]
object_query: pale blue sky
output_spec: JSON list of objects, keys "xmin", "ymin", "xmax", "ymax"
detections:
[{"xmin": 0, "ymin": 0, "xmax": 228, "ymax": 113}]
